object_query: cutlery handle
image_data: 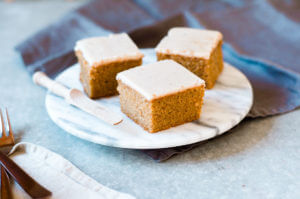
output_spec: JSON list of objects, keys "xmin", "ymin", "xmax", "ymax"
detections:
[
  {"xmin": 0, "ymin": 151, "xmax": 52, "ymax": 199},
  {"xmin": 1, "ymin": 166, "xmax": 12, "ymax": 199},
  {"xmin": 33, "ymin": 71, "xmax": 70, "ymax": 98}
]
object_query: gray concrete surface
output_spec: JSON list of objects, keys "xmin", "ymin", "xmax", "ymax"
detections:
[{"xmin": 0, "ymin": 1, "xmax": 299, "ymax": 198}]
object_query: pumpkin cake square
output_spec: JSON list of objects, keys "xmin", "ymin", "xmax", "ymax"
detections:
[
  {"xmin": 75, "ymin": 33, "xmax": 143, "ymax": 99},
  {"xmin": 155, "ymin": 27, "xmax": 223, "ymax": 89},
  {"xmin": 116, "ymin": 60, "xmax": 205, "ymax": 133}
]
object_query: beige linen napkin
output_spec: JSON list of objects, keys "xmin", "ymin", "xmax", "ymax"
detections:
[{"xmin": 7, "ymin": 142, "xmax": 135, "ymax": 199}]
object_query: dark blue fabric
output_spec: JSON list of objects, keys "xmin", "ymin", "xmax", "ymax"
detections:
[{"xmin": 223, "ymin": 43, "xmax": 300, "ymax": 117}]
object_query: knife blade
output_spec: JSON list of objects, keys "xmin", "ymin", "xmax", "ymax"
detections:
[{"xmin": 33, "ymin": 72, "xmax": 123, "ymax": 125}]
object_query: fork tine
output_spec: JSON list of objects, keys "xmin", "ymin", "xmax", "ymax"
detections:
[
  {"xmin": 5, "ymin": 109, "xmax": 14, "ymax": 143},
  {"xmin": 0, "ymin": 108, "xmax": 7, "ymax": 137}
]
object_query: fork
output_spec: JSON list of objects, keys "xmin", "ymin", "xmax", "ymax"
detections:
[
  {"xmin": 0, "ymin": 109, "xmax": 14, "ymax": 147},
  {"xmin": 0, "ymin": 108, "xmax": 52, "ymax": 198}
]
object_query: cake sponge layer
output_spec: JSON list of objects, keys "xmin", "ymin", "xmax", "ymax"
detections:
[
  {"xmin": 155, "ymin": 27, "xmax": 223, "ymax": 89},
  {"xmin": 117, "ymin": 60, "xmax": 205, "ymax": 132},
  {"xmin": 75, "ymin": 33, "xmax": 143, "ymax": 98}
]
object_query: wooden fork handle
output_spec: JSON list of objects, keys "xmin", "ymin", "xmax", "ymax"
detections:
[
  {"xmin": 33, "ymin": 71, "xmax": 70, "ymax": 99},
  {"xmin": 1, "ymin": 166, "xmax": 12, "ymax": 199},
  {"xmin": 0, "ymin": 151, "xmax": 52, "ymax": 199}
]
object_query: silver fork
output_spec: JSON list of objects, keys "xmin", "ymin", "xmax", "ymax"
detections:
[
  {"xmin": 0, "ymin": 108, "xmax": 15, "ymax": 148},
  {"xmin": 0, "ymin": 108, "xmax": 52, "ymax": 198}
]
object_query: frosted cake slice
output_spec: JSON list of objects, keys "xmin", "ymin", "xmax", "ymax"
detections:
[
  {"xmin": 116, "ymin": 60, "xmax": 205, "ymax": 133},
  {"xmin": 155, "ymin": 27, "xmax": 223, "ymax": 89},
  {"xmin": 75, "ymin": 33, "xmax": 143, "ymax": 99}
]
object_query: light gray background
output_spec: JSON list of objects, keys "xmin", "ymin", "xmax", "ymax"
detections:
[{"xmin": 1, "ymin": 1, "xmax": 299, "ymax": 198}]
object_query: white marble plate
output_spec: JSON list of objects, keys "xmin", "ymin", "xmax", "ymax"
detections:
[{"xmin": 45, "ymin": 49, "xmax": 253, "ymax": 149}]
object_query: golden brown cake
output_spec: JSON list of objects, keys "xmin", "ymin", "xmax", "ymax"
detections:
[
  {"xmin": 116, "ymin": 60, "xmax": 205, "ymax": 133},
  {"xmin": 75, "ymin": 33, "xmax": 143, "ymax": 99},
  {"xmin": 155, "ymin": 27, "xmax": 223, "ymax": 89}
]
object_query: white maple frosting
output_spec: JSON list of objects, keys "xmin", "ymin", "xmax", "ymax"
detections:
[
  {"xmin": 155, "ymin": 27, "xmax": 223, "ymax": 59},
  {"xmin": 116, "ymin": 60, "xmax": 205, "ymax": 101},
  {"xmin": 74, "ymin": 33, "xmax": 143, "ymax": 66}
]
